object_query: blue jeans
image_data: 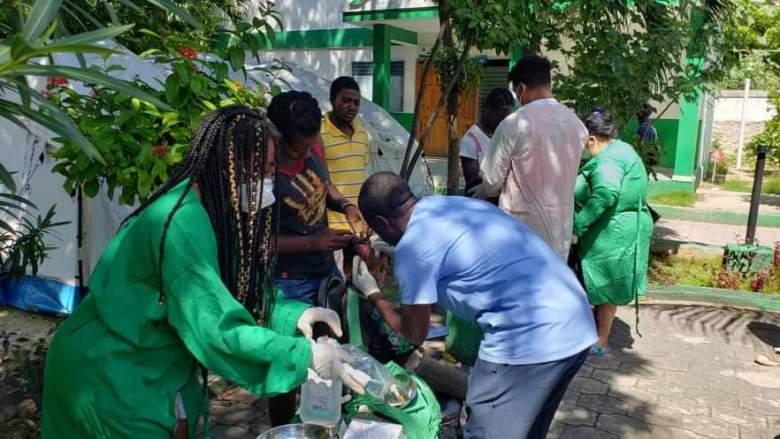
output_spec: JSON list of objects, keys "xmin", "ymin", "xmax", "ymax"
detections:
[
  {"xmin": 464, "ymin": 348, "xmax": 589, "ymax": 439},
  {"xmin": 274, "ymin": 266, "xmax": 341, "ymax": 305}
]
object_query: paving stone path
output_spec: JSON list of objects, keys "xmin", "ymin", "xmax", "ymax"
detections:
[
  {"xmin": 203, "ymin": 302, "xmax": 780, "ymax": 439},
  {"xmin": 550, "ymin": 303, "xmax": 780, "ymax": 439}
]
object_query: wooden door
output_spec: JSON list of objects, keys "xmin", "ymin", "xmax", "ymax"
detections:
[{"xmin": 415, "ymin": 62, "xmax": 479, "ymax": 157}]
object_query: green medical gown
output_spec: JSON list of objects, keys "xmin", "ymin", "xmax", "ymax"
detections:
[
  {"xmin": 41, "ymin": 180, "xmax": 311, "ymax": 438},
  {"xmin": 573, "ymin": 140, "xmax": 653, "ymax": 306}
]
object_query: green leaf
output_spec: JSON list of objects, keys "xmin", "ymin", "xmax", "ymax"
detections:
[
  {"xmin": 13, "ymin": 65, "xmax": 172, "ymax": 111},
  {"xmin": 24, "ymin": 44, "xmax": 120, "ymax": 59},
  {"xmin": 213, "ymin": 62, "xmax": 228, "ymax": 81},
  {"xmin": 0, "ymin": 163, "xmax": 16, "ymax": 192},
  {"xmin": 265, "ymin": 24, "xmax": 276, "ymax": 46},
  {"xmin": 164, "ymin": 75, "xmax": 180, "ymax": 104},
  {"xmin": 83, "ymin": 179, "xmax": 99, "ymax": 197},
  {"xmin": 0, "ymin": 218, "xmax": 17, "ymax": 234},
  {"xmin": 21, "ymin": 0, "xmax": 64, "ymax": 43},
  {"xmin": 115, "ymin": 0, "xmax": 144, "ymax": 14},
  {"xmin": 190, "ymin": 77, "xmax": 203, "ymax": 93},
  {"xmin": 51, "ymin": 24, "xmax": 134, "ymax": 46},
  {"xmin": 144, "ymin": 0, "xmax": 200, "ymax": 28},
  {"xmin": 139, "ymin": 49, "xmax": 161, "ymax": 59},
  {"xmin": 229, "ymin": 47, "xmax": 246, "ymax": 71},
  {"xmin": 173, "ymin": 62, "xmax": 189, "ymax": 82},
  {"xmin": 104, "ymin": 2, "xmax": 120, "ymax": 26},
  {"xmin": 0, "ymin": 89, "xmax": 103, "ymax": 163},
  {"xmin": 0, "ymin": 193, "xmax": 37, "ymax": 210}
]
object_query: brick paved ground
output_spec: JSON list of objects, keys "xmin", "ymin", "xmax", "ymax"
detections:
[{"xmin": 202, "ymin": 302, "xmax": 780, "ymax": 439}]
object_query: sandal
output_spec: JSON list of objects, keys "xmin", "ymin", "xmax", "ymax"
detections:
[
  {"xmin": 590, "ymin": 344, "xmax": 610, "ymax": 357},
  {"xmin": 755, "ymin": 354, "xmax": 780, "ymax": 367}
]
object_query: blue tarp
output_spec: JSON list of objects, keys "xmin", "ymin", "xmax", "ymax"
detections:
[{"xmin": 0, "ymin": 276, "xmax": 82, "ymax": 315}]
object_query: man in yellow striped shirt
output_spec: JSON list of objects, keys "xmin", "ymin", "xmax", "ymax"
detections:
[{"xmin": 321, "ymin": 76, "xmax": 370, "ymax": 234}]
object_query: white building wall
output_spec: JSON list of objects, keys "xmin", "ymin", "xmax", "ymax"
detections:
[
  {"xmin": 260, "ymin": 46, "xmax": 418, "ymax": 112},
  {"xmin": 713, "ymin": 91, "xmax": 776, "ymax": 122},
  {"xmin": 249, "ymin": 0, "xmax": 349, "ymax": 30}
]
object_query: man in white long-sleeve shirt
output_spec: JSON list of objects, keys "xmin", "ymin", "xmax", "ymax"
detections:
[{"xmin": 479, "ymin": 55, "xmax": 587, "ymax": 260}]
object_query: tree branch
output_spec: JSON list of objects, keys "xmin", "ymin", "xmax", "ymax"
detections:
[
  {"xmin": 400, "ymin": 23, "xmax": 446, "ymax": 178},
  {"xmin": 403, "ymin": 32, "xmax": 475, "ymax": 180}
]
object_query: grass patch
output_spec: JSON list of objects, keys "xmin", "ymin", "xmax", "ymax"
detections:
[
  {"xmin": 720, "ymin": 174, "xmax": 780, "ymax": 195},
  {"xmin": 648, "ymin": 252, "xmax": 780, "ymax": 294},
  {"xmin": 720, "ymin": 179, "xmax": 753, "ymax": 192},
  {"xmin": 647, "ymin": 190, "xmax": 695, "ymax": 207}
]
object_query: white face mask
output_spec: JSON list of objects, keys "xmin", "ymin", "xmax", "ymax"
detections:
[{"xmin": 240, "ymin": 177, "xmax": 275, "ymax": 212}]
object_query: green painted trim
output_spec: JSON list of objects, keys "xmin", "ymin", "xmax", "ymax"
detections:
[
  {"xmin": 652, "ymin": 205, "xmax": 780, "ymax": 229},
  {"xmin": 385, "ymin": 24, "xmax": 417, "ymax": 45},
  {"xmin": 648, "ymin": 284, "xmax": 780, "ymax": 312},
  {"xmin": 266, "ymin": 28, "xmax": 373, "ymax": 49},
  {"xmin": 673, "ymin": 74, "xmax": 701, "ymax": 179},
  {"xmin": 372, "ymin": 24, "xmax": 390, "ymax": 110},
  {"xmin": 343, "ymin": 6, "xmax": 438, "ymax": 22},
  {"xmin": 390, "ymin": 112, "xmax": 414, "ymax": 131}
]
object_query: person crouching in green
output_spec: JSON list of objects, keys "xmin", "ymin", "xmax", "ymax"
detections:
[
  {"xmin": 41, "ymin": 106, "xmax": 363, "ymax": 438},
  {"xmin": 573, "ymin": 109, "xmax": 653, "ymax": 356}
]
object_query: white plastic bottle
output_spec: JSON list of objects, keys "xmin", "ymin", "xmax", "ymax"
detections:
[{"xmin": 299, "ymin": 338, "xmax": 342, "ymax": 427}]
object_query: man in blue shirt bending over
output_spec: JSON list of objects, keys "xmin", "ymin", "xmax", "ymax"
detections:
[{"xmin": 351, "ymin": 172, "xmax": 597, "ymax": 439}]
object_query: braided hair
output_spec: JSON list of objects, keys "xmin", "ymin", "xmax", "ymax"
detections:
[{"xmin": 124, "ymin": 105, "xmax": 279, "ymax": 323}]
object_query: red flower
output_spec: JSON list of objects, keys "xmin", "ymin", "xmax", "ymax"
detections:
[
  {"xmin": 152, "ymin": 144, "xmax": 168, "ymax": 158},
  {"xmin": 710, "ymin": 150, "xmax": 725, "ymax": 163},
  {"xmin": 178, "ymin": 47, "xmax": 197, "ymax": 60},
  {"xmin": 47, "ymin": 77, "xmax": 69, "ymax": 86},
  {"xmin": 41, "ymin": 90, "xmax": 51, "ymax": 99}
]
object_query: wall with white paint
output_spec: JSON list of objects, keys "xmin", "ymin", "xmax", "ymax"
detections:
[{"xmin": 714, "ymin": 91, "xmax": 777, "ymax": 122}]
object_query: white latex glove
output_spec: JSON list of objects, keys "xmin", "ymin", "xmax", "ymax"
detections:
[
  {"xmin": 351, "ymin": 256, "xmax": 381, "ymax": 299},
  {"xmin": 467, "ymin": 183, "xmax": 490, "ymax": 200},
  {"xmin": 369, "ymin": 234, "xmax": 395, "ymax": 257},
  {"xmin": 309, "ymin": 341, "xmax": 365, "ymax": 395},
  {"xmin": 297, "ymin": 307, "xmax": 343, "ymax": 340},
  {"xmin": 571, "ymin": 234, "xmax": 579, "ymax": 245}
]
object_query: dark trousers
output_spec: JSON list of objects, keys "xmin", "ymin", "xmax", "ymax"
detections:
[{"xmin": 465, "ymin": 348, "xmax": 589, "ymax": 439}]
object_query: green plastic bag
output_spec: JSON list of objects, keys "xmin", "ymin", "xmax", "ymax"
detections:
[
  {"xmin": 444, "ymin": 312, "xmax": 483, "ymax": 367},
  {"xmin": 344, "ymin": 362, "xmax": 441, "ymax": 439}
]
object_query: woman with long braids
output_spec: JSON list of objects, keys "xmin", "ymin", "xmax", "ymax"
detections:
[{"xmin": 41, "ymin": 106, "xmax": 364, "ymax": 438}]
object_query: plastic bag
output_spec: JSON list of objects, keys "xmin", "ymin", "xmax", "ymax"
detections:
[
  {"xmin": 344, "ymin": 362, "xmax": 441, "ymax": 439},
  {"xmin": 444, "ymin": 312, "xmax": 482, "ymax": 367}
]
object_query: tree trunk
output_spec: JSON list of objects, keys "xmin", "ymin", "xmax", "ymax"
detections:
[
  {"xmin": 400, "ymin": 25, "xmax": 445, "ymax": 179},
  {"xmin": 446, "ymin": 94, "xmax": 460, "ymax": 195},
  {"xmin": 440, "ymin": 2, "xmax": 461, "ymax": 195}
]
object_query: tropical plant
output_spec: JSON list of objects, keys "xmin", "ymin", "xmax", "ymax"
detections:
[
  {"xmin": 48, "ymin": 20, "xmax": 287, "ymax": 205},
  {"xmin": 1, "ymin": 205, "xmax": 68, "ymax": 279},
  {"xmin": 0, "ymin": 0, "xmax": 173, "ymax": 162},
  {"xmin": 54, "ymin": 0, "xmax": 278, "ymax": 55},
  {"xmin": 0, "ymin": 164, "xmax": 68, "ymax": 279}
]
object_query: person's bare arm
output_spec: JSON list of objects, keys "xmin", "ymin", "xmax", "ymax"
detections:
[
  {"xmin": 367, "ymin": 295, "xmax": 430, "ymax": 346},
  {"xmin": 277, "ymin": 229, "xmax": 352, "ymax": 254},
  {"xmin": 461, "ymin": 157, "xmax": 482, "ymax": 190}
]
